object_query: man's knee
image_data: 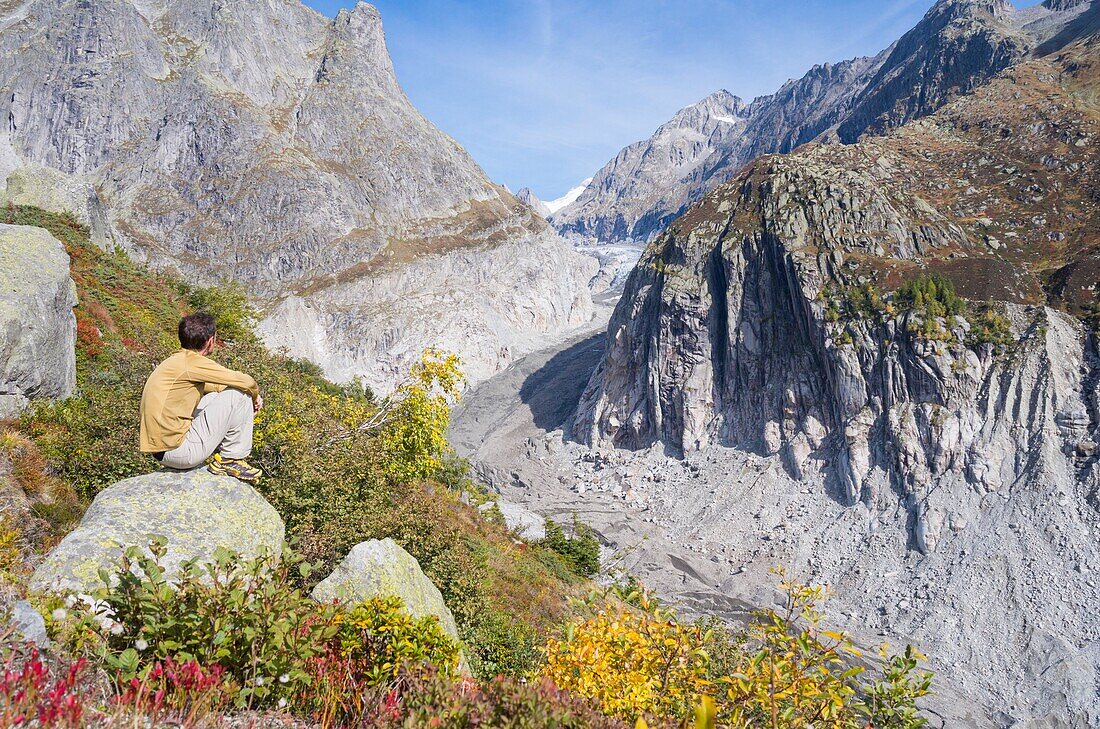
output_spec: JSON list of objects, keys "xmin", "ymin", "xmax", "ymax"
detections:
[
  {"xmin": 201, "ymin": 388, "xmax": 253, "ymax": 424},
  {"xmin": 221, "ymin": 388, "xmax": 253, "ymax": 411}
]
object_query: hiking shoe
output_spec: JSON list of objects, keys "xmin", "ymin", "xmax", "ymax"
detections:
[{"xmin": 208, "ymin": 453, "xmax": 263, "ymax": 483}]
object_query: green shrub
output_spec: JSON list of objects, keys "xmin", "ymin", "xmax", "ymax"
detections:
[
  {"xmin": 846, "ymin": 281, "xmax": 887, "ymax": 320},
  {"xmin": 820, "ymin": 282, "xmax": 887, "ymax": 325},
  {"xmin": 461, "ymin": 608, "xmax": 543, "ymax": 679},
  {"xmin": 69, "ymin": 541, "xmax": 337, "ymax": 708},
  {"xmin": 538, "ymin": 518, "xmax": 601, "ymax": 578},
  {"xmin": 821, "ymin": 273, "xmax": 1019, "ymax": 351},
  {"xmin": 333, "ymin": 596, "xmax": 461, "ymax": 681},
  {"xmin": 894, "ymin": 273, "xmax": 965, "ymax": 320},
  {"xmin": 181, "ymin": 282, "xmax": 258, "ymax": 344},
  {"xmin": 59, "ymin": 541, "xmax": 461, "ymax": 713},
  {"xmin": 967, "ymin": 301, "xmax": 1015, "ymax": 347}
]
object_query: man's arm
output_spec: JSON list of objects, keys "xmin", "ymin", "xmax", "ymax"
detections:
[{"xmin": 187, "ymin": 356, "xmax": 260, "ymax": 400}]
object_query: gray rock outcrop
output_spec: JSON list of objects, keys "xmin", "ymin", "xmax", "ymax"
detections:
[
  {"xmin": 0, "ymin": 167, "xmax": 114, "ymax": 250},
  {"xmin": 0, "ymin": 0, "xmax": 595, "ymax": 391},
  {"xmin": 516, "ymin": 188, "xmax": 551, "ymax": 219},
  {"xmin": 0, "ymin": 224, "xmax": 77, "ymax": 418},
  {"xmin": 478, "ymin": 499, "xmax": 546, "ymax": 540},
  {"xmin": 311, "ymin": 538, "xmax": 460, "ymax": 641},
  {"xmin": 573, "ymin": 35, "xmax": 1100, "ymax": 725},
  {"xmin": 30, "ymin": 469, "xmax": 285, "ymax": 594},
  {"xmin": 553, "ymin": 0, "xmax": 1096, "ymax": 247}
]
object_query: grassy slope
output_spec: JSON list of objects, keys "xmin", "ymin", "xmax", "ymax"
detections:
[{"xmin": 3, "ymin": 205, "xmax": 586, "ymax": 678}]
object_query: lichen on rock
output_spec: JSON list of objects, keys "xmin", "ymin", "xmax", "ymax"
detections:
[
  {"xmin": 311, "ymin": 538, "xmax": 460, "ymax": 641},
  {"xmin": 29, "ymin": 469, "xmax": 285, "ymax": 594}
]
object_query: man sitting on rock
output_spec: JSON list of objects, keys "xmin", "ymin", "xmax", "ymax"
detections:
[{"xmin": 139, "ymin": 312, "xmax": 263, "ymax": 483}]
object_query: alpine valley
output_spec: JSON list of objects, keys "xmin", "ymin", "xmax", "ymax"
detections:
[
  {"xmin": 459, "ymin": 0, "xmax": 1100, "ymax": 725},
  {"xmin": 0, "ymin": 0, "xmax": 1098, "ymax": 726}
]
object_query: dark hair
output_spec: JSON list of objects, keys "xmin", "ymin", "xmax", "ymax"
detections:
[{"xmin": 179, "ymin": 313, "xmax": 217, "ymax": 351}]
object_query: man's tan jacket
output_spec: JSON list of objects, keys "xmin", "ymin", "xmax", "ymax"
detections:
[{"xmin": 139, "ymin": 349, "xmax": 259, "ymax": 453}]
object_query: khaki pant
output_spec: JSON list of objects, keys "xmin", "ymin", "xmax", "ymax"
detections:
[{"xmin": 160, "ymin": 389, "xmax": 254, "ymax": 470}]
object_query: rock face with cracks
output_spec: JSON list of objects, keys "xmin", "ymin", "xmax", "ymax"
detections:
[
  {"xmin": 0, "ymin": 0, "xmax": 595, "ymax": 391},
  {"xmin": 575, "ymin": 32, "xmax": 1100, "ymax": 726},
  {"xmin": 311, "ymin": 538, "xmax": 460, "ymax": 642},
  {"xmin": 0, "ymin": 223, "xmax": 77, "ymax": 418},
  {"xmin": 29, "ymin": 469, "xmax": 285, "ymax": 594}
]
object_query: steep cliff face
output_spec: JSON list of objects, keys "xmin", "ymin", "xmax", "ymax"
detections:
[
  {"xmin": 553, "ymin": 0, "xmax": 1095, "ymax": 247},
  {"xmin": 573, "ymin": 33, "xmax": 1100, "ymax": 724},
  {"xmin": 577, "ymin": 30, "xmax": 1099, "ymax": 526},
  {"xmin": 0, "ymin": 0, "xmax": 595, "ymax": 390}
]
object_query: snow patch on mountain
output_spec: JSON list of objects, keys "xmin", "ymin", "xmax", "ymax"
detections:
[{"xmin": 546, "ymin": 178, "xmax": 592, "ymax": 215}]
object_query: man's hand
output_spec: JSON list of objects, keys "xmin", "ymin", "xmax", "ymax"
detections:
[{"xmin": 253, "ymin": 394, "xmax": 264, "ymax": 413}]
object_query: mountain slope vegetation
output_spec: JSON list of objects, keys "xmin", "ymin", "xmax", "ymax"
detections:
[{"xmin": 2, "ymin": 204, "xmax": 586, "ymax": 679}]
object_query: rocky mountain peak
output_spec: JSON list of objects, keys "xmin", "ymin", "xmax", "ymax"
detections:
[
  {"xmin": 333, "ymin": 3, "xmax": 393, "ymax": 71},
  {"xmin": 319, "ymin": 1, "xmax": 399, "ymax": 94},
  {"xmin": 929, "ymin": 0, "xmax": 1015, "ymax": 19},
  {"xmin": 1044, "ymin": 0, "xmax": 1090, "ymax": 9},
  {"xmin": 0, "ymin": 0, "xmax": 596, "ymax": 391},
  {"xmin": 696, "ymin": 89, "xmax": 745, "ymax": 112},
  {"xmin": 954, "ymin": 0, "xmax": 1012, "ymax": 17},
  {"xmin": 670, "ymin": 89, "xmax": 749, "ymax": 129},
  {"xmin": 553, "ymin": 0, "xmax": 1095, "ymax": 247},
  {"xmin": 516, "ymin": 188, "xmax": 551, "ymax": 218}
]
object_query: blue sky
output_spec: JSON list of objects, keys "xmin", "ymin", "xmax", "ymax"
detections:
[{"xmin": 299, "ymin": 1, "xmax": 950, "ymax": 200}]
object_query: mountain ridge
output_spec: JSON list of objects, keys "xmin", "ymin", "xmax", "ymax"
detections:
[{"xmin": 553, "ymin": 0, "xmax": 1096, "ymax": 248}]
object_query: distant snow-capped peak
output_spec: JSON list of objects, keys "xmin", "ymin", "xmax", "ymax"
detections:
[{"xmin": 546, "ymin": 178, "xmax": 593, "ymax": 215}]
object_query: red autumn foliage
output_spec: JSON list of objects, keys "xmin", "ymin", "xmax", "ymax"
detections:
[
  {"xmin": 0, "ymin": 644, "xmax": 91, "ymax": 728},
  {"xmin": 115, "ymin": 657, "xmax": 229, "ymax": 723}
]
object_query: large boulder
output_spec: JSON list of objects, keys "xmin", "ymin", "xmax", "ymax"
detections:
[
  {"xmin": 0, "ymin": 224, "xmax": 77, "ymax": 418},
  {"xmin": 0, "ymin": 167, "xmax": 114, "ymax": 249},
  {"xmin": 311, "ymin": 538, "xmax": 460, "ymax": 641},
  {"xmin": 30, "ymin": 469, "xmax": 285, "ymax": 594}
]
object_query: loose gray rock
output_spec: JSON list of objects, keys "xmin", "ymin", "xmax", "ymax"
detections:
[
  {"xmin": 0, "ymin": 223, "xmax": 77, "ymax": 418},
  {"xmin": 8, "ymin": 599, "xmax": 49, "ymax": 646},
  {"xmin": 479, "ymin": 499, "xmax": 546, "ymax": 540},
  {"xmin": 311, "ymin": 538, "xmax": 459, "ymax": 641},
  {"xmin": 30, "ymin": 469, "xmax": 285, "ymax": 594}
]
